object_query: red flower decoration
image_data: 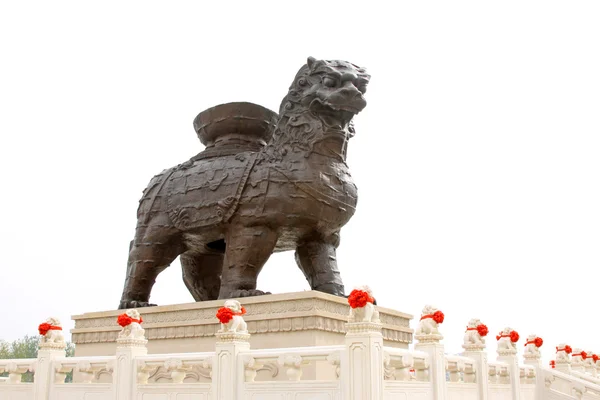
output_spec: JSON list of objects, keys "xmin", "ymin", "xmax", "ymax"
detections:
[
  {"xmin": 216, "ymin": 307, "xmax": 234, "ymax": 324},
  {"xmin": 593, "ymin": 354, "xmax": 599, "ymax": 363},
  {"xmin": 117, "ymin": 313, "xmax": 143, "ymax": 327},
  {"xmin": 510, "ymin": 330, "xmax": 519, "ymax": 343},
  {"xmin": 580, "ymin": 351, "xmax": 588, "ymax": 360},
  {"xmin": 432, "ymin": 311, "xmax": 444, "ymax": 324},
  {"xmin": 477, "ymin": 324, "xmax": 488, "ymax": 337},
  {"xmin": 550, "ymin": 360, "xmax": 556, "ymax": 369},
  {"xmin": 38, "ymin": 323, "xmax": 52, "ymax": 336},
  {"xmin": 556, "ymin": 345, "xmax": 573, "ymax": 354},
  {"xmin": 347, "ymin": 289, "xmax": 374, "ymax": 309},
  {"xmin": 216, "ymin": 306, "xmax": 246, "ymax": 324}
]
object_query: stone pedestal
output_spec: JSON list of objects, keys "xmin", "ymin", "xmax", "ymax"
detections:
[{"xmin": 72, "ymin": 291, "xmax": 413, "ymax": 356}]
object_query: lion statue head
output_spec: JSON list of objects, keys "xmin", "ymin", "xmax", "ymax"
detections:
[
  {"xmin": 271, "ymin": 57, "xmax": 370, "ymax": 154},
  {"xmin": 223, "ymin": 299, "xmax": 243, "ymax": 314},
  {"xmin": 125, "ymin": 309, "xmax": 141, "ymax": 320}
]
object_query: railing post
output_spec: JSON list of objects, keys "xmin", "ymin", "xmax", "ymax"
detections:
[
  {"xmin": 583, "ymin": 350, "xmax": 596, "ymax": 376},
  {"xmin": 212, "ymin": 300, "xmax": 251, "ymax": 400},
  {"xmin": 343, "ymin": 286, "xmax": 384, "ymax": 400},
  {"xmin": 554, "ymin": 343, "xmax": 572, "ymax": 374},
  {"xmin": 34, "ymin": 342, "xmax": 66, "ymax": 398},
  {"xmin": 343, "ymin": 321, "xmax": 384, "ymax": 399},
  {"xmin": 113, "ymin": 309, "xmax": 148, "ymax": 400},
  {"xmin": 522, "ymin": 334, "xmax": 543, "ymax": 400},
  {"xmin": 462, "ymin": 318, "xmax": 489, "ymax": 400},
  {"xmin": 414, "ymin": 305, "xmax": 447, "ymax": 400},
  {"xmin": 571, "ymin": 348, "xmax": 586, "ymax": 373},
  {"xmin": 495, "ymin": 327, "xmax": 521, "ymax": 400},
  {"xmin": 33, "ymin": 317, "xmax": 66, "ymax": 400}
]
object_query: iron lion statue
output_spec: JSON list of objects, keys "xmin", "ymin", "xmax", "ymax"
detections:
[{"xmin": 119, "ymin": 57, "xmax": 370, "ymax": 309}]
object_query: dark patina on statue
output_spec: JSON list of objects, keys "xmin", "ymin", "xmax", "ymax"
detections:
[{"xmin": 119, "ymin": 57, "xmax": 370, "ymax": 309}]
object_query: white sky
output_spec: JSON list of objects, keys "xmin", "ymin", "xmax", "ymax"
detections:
[{"xmin": 1, "ymin": 1, "xmax": 599, "ymax": 364}]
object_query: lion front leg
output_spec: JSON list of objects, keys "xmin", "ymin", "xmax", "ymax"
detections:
[{"xmin": 294, "ymin": 232, "xmax": 345, "ymax": 297}]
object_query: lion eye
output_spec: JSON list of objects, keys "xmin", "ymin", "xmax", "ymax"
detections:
[{"xmin": 323, "ymin": 77, "xmax": 337, "ymax": 87}]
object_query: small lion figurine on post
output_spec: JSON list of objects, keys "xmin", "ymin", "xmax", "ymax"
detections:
[
  {"xmin": 415, "ymin": 305, "xmax": 444, "ymax": 342},
  {"xmin": 555, "ymin": 343, "xmax": 572, "ymax": 366},
  {"xmin": 523, "ymin": 334, "xmax": 543, "ymax": 358},
  {"xmin": 216, "ymin": 300, "xmax": 248, "ymax": 333},
  {"xmin": 571, "ymin": 348, "xmax": 587, "ymax": 369},
  {"xmin": 117, "ymin": 309, "xmax": 145, "ymax": 341},
  {"xmin": 38, "ymin": 317, "xmax": 65, "ymax": 346},
  {"xmin": 463, "ymin": 318, "xmax": 488, "ymax": 350},
  {"xmin": 496, "ymin": 327, "xmax": 519, "ymax": 355},
  {"xmin": 347, "ymin": 286, "xmax": 379, "ymax": 323}
]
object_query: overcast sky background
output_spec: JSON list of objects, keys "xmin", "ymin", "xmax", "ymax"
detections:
[{"xmin": 1, "ymin": 1, "xmax": 599, "ymax": 363}]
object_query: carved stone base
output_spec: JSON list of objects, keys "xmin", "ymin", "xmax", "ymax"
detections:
[
  {"xmin": 462, "ymin": 343, "xmax": 486, "ymax": 352},
  {"xmin": 414, "ymin": 333, "xmax": 443, "ymax": 343},
  {"xmin": 116, "ymin": 337, "xmax": 148, "ymax": 348},
  {"xmin": 216, "ymin": 331, "xmax": 251, "ymax": 343},
  {"xmin": 72, "ymin": 291, "xmax": 413, "ymax": 356},
  {"xmin": 345, "ymin": 321, "xmax": 383, "ymax": 335},
  {"xmin": 39, "ymin": 342, "xmax": 67, "ymax": 351},
  {"xmin": 497, "ymin": 348, "xmax": 518, "ymax": 357}
]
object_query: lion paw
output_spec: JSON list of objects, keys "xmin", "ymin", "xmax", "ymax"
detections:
[
  {"xmin": 228, "ymin": 289, "xmax": 271, "ymax": 298},
  {"xmin": 119, "ymin": 300, "xmax": 157, "ymax": 309}
]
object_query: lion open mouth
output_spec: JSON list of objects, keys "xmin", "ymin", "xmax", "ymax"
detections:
[{"xmin": 309, "ymin": 98, "xmax": 358, "ymax": 130}]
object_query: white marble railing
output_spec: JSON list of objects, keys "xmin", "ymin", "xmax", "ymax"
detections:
[{"xmin": 2, "ymin": 300, "xmax": 600, "ymax": 399}]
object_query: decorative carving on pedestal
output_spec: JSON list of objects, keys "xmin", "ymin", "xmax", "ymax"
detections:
[
  {"xmin": 523, "ymin": 334, "xmax": 543, "ymax": 360},
  {"xmin": 326, "ymin": 351, "xmax": 341, "ymax": 378},
  {"xmin": 496, "ymin": 327, "xmax": 519, "ymax": 356},
  {"xmin": 216, "ymin": 300, "xmax": 248, "ymax": 334},
  {"xmin": 72, "ymin": 292, "xmax": 413, "ymax": 351},
  {"xmin": 414, "ymin": 305, "xmax": 444, "ymax": 343},
  {"xmin": 277, "ymin": 354, "xmax": 308, "ymax": 381},
  {"xmin": 347, "ymin": 286, "xmax": 380, "ymax": 323},
  {"xmin": 38, "ymin": 317, "xmax": 66, "ymax": 350},
  {"xmin": 462, "ymin": 318, "xmax": 488, "ymax": 351},
  {"xmin": 116, "ymin": 309, "xmax": 147, "ymax": 348}
]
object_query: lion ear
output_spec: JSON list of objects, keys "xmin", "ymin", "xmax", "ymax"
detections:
[{"xmin": 307, "ymin": 56, "xmax": 317, "ymax": 69}]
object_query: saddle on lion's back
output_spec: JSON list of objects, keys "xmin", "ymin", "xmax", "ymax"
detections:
[{"xmin": 137, "ymin": 102, "xmax": 278, "ymax": 231}]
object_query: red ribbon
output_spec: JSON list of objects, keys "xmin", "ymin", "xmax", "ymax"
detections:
[
  {"xmin": 38, "ymin": 323, "xmax": 62, "ymax": 336},
  {"xmin": 420, "ymin": 311, "xmax": 445, "ymax": 324},
  {"xmin": 573, "ymin": 351, "xmax": 587, "ymax": 360},
  {"xmin": 496, "ymin": 331, "xmax": 519, "ymax": 343},
  {"xmin": 550, "ymin": 360, "xmax": 556, "ymax": 368},
  {"xmin": 525, "ymin": 337, "xmax": 543, "ymax": 347},
  {"xmin": 466, "ymin": 324, "xmax": 489, "ymax": 336},
  {"xmin": 117, "ymin": 314, "xmax": 143, "ymax": 327},
  {"xmin": 556, "ymin": 345, "xmax": 572, "ymax": 354}
]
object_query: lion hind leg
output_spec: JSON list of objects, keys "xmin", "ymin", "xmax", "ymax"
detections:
[
  {"xmin": 181, "ymin": 251, "xmax": 223, "ymax": 302},
  {"xmin": 294, "ymin": 232, "xmax": 345, "ymax": 297}
]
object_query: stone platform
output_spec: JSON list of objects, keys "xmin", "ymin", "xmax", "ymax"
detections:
[{"xmin": 71, "ymin": 291, "xmax": 413, "ymax": 356}]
